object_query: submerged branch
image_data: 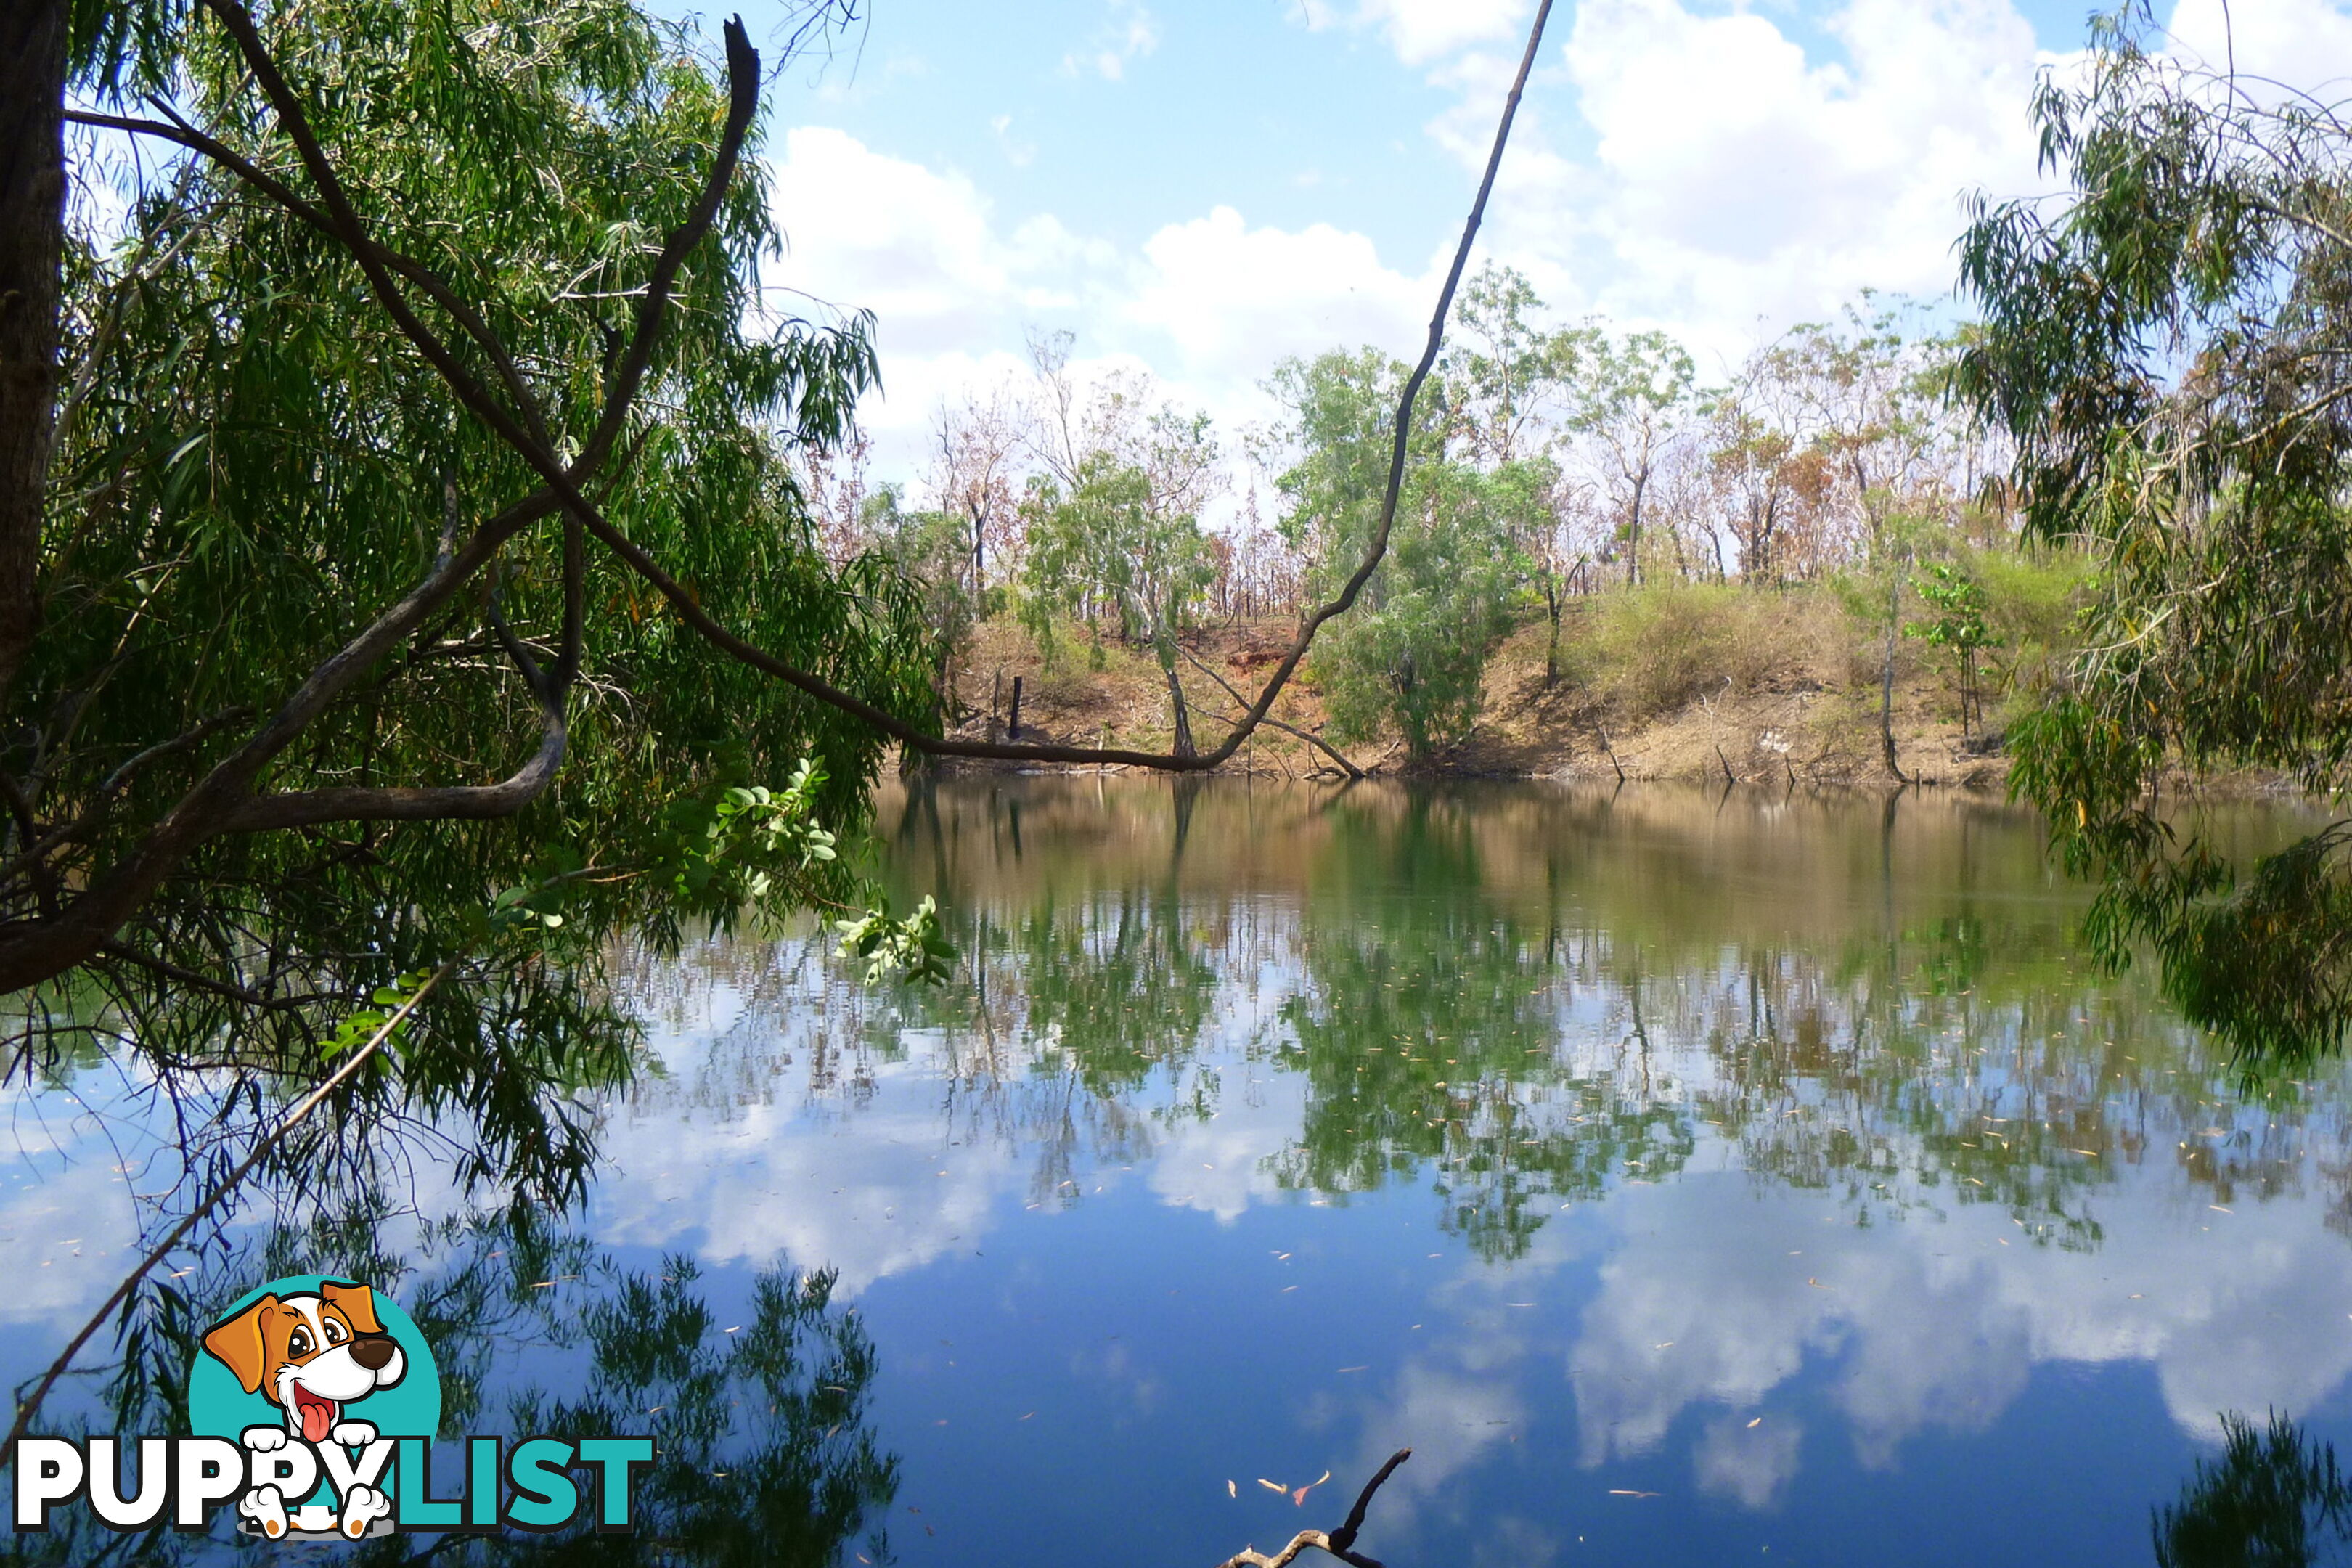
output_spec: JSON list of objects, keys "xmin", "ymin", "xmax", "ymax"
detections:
[{"xmin": 1213, "ymin": 1450, "xmax": 1412, "ymax": 1568}]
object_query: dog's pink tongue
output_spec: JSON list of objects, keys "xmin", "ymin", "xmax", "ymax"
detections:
[{"xmin": 298, "ymin": 1397, "xmax": 333, "ymax": 1445}]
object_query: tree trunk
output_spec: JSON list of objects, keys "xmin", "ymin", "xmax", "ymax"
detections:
[
  {"xmin": 1160, "ymin": 650, "xmax": 1195, "ymax": 759},
  {"xmin": 0, "ymin": 0, "xmax": 67, "ymax": 709},
  {"xmin": 1880, "ymin": 575, "xmax": 1908, "ymax": 783},
  {"xmin": 1626, "ymin": 470, "xmax": 1647, "ymax": 588},
  {"xmin": 1543, "ymin": 577, "xmax": 1561, "ymax": 687},
  {"xmin": 969, "ymin": 502, "xmax": 985, "ymax": 599}
]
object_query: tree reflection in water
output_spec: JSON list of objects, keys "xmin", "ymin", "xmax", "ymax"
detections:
[
  {"xmin": 727, "ymin": 778, "xmax": 2352, "ymax": 1263},
  {"xmin": 2156, "ymin": 1414, "xmax": 2352, "ymax": 1567}
]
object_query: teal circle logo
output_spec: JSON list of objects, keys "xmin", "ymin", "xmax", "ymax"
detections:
[{"xmin": 188, "ymin": 1275, "xmax": 439, "ymax": 1539}]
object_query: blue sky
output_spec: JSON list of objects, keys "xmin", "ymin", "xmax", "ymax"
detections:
[{"xmin": 645, "ymin": 0, "xmax": 2352, "ymax": 487}]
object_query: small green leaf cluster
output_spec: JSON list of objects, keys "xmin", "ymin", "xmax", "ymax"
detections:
[
  {"xmin": 833, "ymin": 895, "xmax": 954, "ymax": 987},
  {"xmin": 1904, "ymin": 562, "xmax": 1996, "ymax": 654},
  {"xmin": 652, "ymin": 759, "xmax": 838, "ymax": 914},
  {"xmin": 318, "ymin": 969, "xmax": 438, "ymax": 1061}
]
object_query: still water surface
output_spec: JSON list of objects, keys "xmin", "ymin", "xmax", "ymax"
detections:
[{"xmin": 10, "ymin": 778, "xmax": 2352, "ymax": 1564}]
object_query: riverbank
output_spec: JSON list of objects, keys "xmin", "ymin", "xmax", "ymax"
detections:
[{"xmin": 932, "ymin": 603, "xmax": 2021, "ymax": 788}]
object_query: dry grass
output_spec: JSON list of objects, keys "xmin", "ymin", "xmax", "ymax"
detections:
[{"xmin": 933, "ymin": 558, "xmax": 2086, "ymax": 787}]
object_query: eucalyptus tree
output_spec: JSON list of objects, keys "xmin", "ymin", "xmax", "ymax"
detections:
[
  {"xmin": 1569, "ymin": 330, "xmax": 1697, "ymax": 587},
  {"xmin": 1959, "ymin": 3, "xmax": 2352, "ymax": 1058},
  {"xmin": 1016, "ymin": 375, "xmax": 1220, "ymax": 756},
  {"xmin": 1267, "ymin": 348, "xmax": 1540, "ymax": 759},
  {"xmin": 1443, "ymin": 262, "xmax": 1593, "ymax": 467},
  {"xmin": 1444, "ymin": 262, "xmax": 1595, "ymax": 680}
]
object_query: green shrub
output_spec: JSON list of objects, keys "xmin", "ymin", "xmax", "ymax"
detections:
[{"xmin": 1568, "ymin": 583, "xmax": 1843, "ymax": 719}]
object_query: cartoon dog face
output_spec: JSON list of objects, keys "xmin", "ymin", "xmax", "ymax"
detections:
[{"xmin": 202, "ymin": 1280, "xmax": 407, "ymax": 1445}]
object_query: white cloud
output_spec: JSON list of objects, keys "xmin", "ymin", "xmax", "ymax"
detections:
[
  {"xmin": 1299, "ymin": 0, "xmax": 1533, "ymax": 66},
  {"xmin": 2164, "ymin": 0, "xmax": 2352, "ymax": 90},
  {"xmin": 757, "ymin": 0, "xmax": 2352, "ymax": 496},
  {"xmin": 1143, "ymin": 1080, "xmax": 1307, "ymax": 1222},
  {"xmin": 760, "ymin": 129, "xmax": 1433, "ymax": 483},
  {"xmin": 1694, "ymin": 1410, "xmax": 1803, "ymax": 1510},
  {"xmin": 1359, "ymin": 0, "xmax": 1531, "ymax": 65},
  {"xmin": 1119, "ymin": 206, "xmax": 1432, "ymax": 387},
  {"xmin": 989, "ymin": 113, "xmax": 1037, "ymax": 168},
  {"xmin": 1065, "ymin": 1, "xmax": 1161, "ymax": 81},
  {"xmin": 1564, "ymin": 1162, "xmax": 2352, "ymax": 1500},
  {"xmin": 591, "ymin": 1075, "xmax": 1021, "ymax": 1297},
  {"xmin": 1496, "ymin": 0, "xmax": 2052, "ymax": 348}
]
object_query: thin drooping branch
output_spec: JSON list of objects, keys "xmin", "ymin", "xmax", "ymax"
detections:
[
  {"xmin": 1, "ymin": 958, "xmax": 455, "ymax": 1464},
  {"xmin": 1212, "ymin": 1450, "xmax": 1412, "ymax": 1568},
  {"xmin": 64, "ymin": 107, "xmax": 556, "ymax": 444},
  {"xmin": 96, "ymin": 939, "xmax": 321, "ymax": 1009}
]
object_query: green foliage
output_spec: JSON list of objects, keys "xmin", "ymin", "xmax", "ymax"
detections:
[
  {"xmin": 1268, "ymin": 348, "xmax": 1537, "ymax": 756},
  {"xmin": 1959, "ymin": 3, "xmax": 2352, "ymax": 1056},
  {"xmin": 1014, "ymin": 385, "xmax": 1217, "ymax": 748},
  {"xmin": 1019, "ymin": 451, "xmax": 1213, "ymax": 666},
  {"xmin": 1906, "ymin": 560, "xmax": 2000, "ymax": 735},
  {"xmin": 18, "ymin": 0, "xmax": 947, "ymax": 1204},
  {"xmin": 861, "ymin": 485, "xmax": 982, "ymax": 701},
  {"xmin": 1965, "ymin": 544, "xmax": 2090, "ymax": 712},
  {"xmin": 317, "ymin": 968, "xmax": 437, "ymax": 1061},
  {"xmin": 651, "ymin": 761, "xmax": 841, "ymax": 918},
  {"xmin": 1567, "ymin": 328, "xmax": 1696, "ymax": 587},
  {"xmin": 1906, "ymin": 562, "xmax": 1995, "ymax": 655}
]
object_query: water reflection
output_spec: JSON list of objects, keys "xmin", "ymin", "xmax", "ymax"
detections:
[
  {"xmin": 14, "ymin": 778, "xmax": 2352, "ymax": 1564},
  {"xmin": 600, "ymin": 779, "xmax": 2352, "ymax": 1559},
  {"xmin": 2156, "ymin": 1414, "xmax": 2352, "ymax": 1567}
]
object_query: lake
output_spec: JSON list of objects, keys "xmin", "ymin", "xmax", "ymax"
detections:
[{"xmin": 9, "ymin": 777, "xmax": 2352, "ymax": 1564}]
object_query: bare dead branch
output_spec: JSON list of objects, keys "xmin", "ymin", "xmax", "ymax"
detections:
[
  {"xmin": 1177, "ymin": 644, "xmax": 1364, "ymax": 778},
  {"xmin": 1212, "ymin": 1450, "xmax": 1411, "ymax": 1568}
]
